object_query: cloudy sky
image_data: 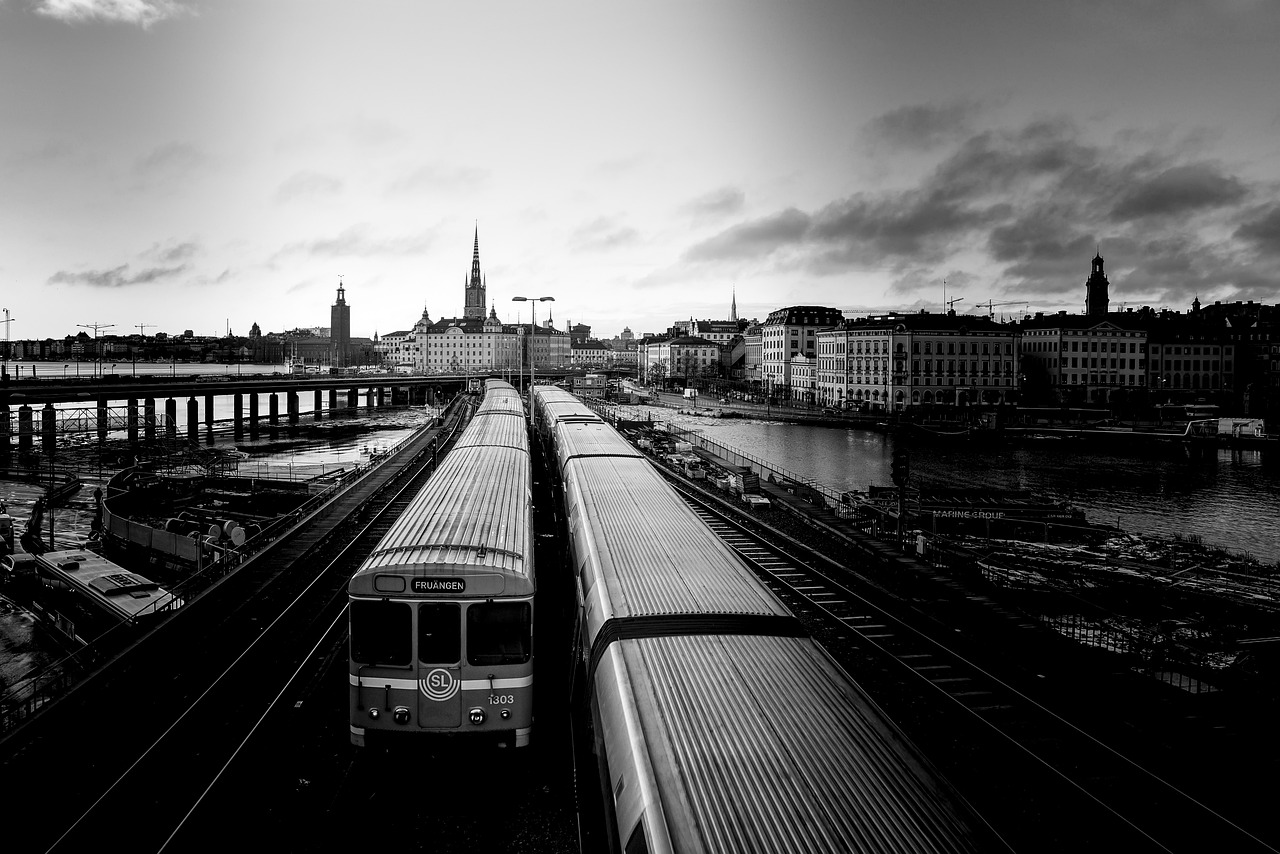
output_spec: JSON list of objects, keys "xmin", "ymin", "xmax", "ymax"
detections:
[{"xmin": 3, "ymin": 0, "xmax": 1279, "ymax": 342}]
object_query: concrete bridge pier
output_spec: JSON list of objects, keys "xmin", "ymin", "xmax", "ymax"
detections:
[
  {"xmin": 127, "ymin": 399, "xmax": 139, "ymax": 445},
  {"xmin": 347, "ymin": 387, "xmax": 357, "ymax": 411},
  {"xmin": 365, "ymin": 387, "xmax": 374, "ymax": 408},
  {"xmin": 97, "ymin": 399, "xmax": 108, "ymax": 442},
  {"xmin": 41, "ymin": 403, "xmax": 56, "ymax": 457},
  {"xmin": 328, "ymin": 389, "xmax": 337, "ymax": 412},
  {"xmin": 144, "ymin": 398, "xmax": 157, "ymax": 442},
  {"xmin": 248, "ymin": 393, "xmax": 259, "ymax": 437},
  {"xmin": 268, "ymin": 393, "xmax": 279, "ymax": 425},
  {"xmin": 288, "ymin": 391, "xmax": 299, "ymax": 424},
  {"xmin": 376, "ymin": 386, "xmax": 386, "ymax": 407},
  {"xmin": 0, "ymin": 404, "xmax": 9, "ymax": 465},
  {"xmin": 165, "ymin": 399, "xmax": 178, "ymax": 439},
  {"xmin": 313, "ymin": 389, "xmax": 323, "ymax": 421},
  {"xmin": 233, "ymin": 393, "xmax": 243, "ymax": 439},
  {"xmin": 205, "ymin": 394, "xmax": 215, "ymax": 431},
  {"xmin": 187, "ymin": 397, "xmax": 199, "ymax": 443},
  {"xmin": 17, "ymin": 405, "xmax": 33, "ymax": 454}
]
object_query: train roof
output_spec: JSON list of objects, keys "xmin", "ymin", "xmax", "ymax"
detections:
[
  {"xmin": 454, "ymin": 405, "xmax": 529, "ymax": 452},
  {"xmin": 350, "ymin": 383, "xmax": 533, "ymax": 597},
  {"xmin": 597, "ymin": 633, "xmax": 988, "ymax": 853},
  {"xmin": 35, "ymin": 549, "xmax": 179, "ymax": 620},
  {"xmin": 532, "ymin": 386, "xmax": 602, "ymax": 426},
  {"xmin": 563, "ymin": 453, "xmax": 791, "ymax": 637},
  {"xmin": 474, "ymin": 382, "xmax": 523, "ymax": 418},
  {"xmin": 552, "ymin": 421, "xmax": 643, "ymax": 473}
]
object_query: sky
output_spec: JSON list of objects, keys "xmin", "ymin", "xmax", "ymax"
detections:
[{"xmin": 2, "ymin": 0, "xmax": 1279, "ymax": 343}]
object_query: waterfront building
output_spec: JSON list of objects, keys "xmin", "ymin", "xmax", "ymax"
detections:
[
  {"xmin": 1020, "ymin": 310, "xmax": 1146, "ymax": 406},
  {"xmin": 761, "ymin": 305, "xmax": 845, "ymax": 402},
  {"xmin": 376, "ymin": 329, "xmax": 414, "ymax": 368},
  {"xmin": 636, "ymin": 334, "xmax": 722, "ymax": 388},
  {"xmin": 819, "ymin": 311, "xmax": 1020, "ymax": 411},
  {"xmin": 743, "ymin": 325, "xmax": 762, "ymax": 390}
]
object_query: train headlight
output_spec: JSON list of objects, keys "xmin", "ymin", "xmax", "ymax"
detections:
[
  {"xmin": 500, "ymin": 709, "xmax": 511, "ymax": 720},
  {"xmin": 368, "ymin": 708, "xmax": 380, "ymax": 720},
  {"xmin": 392, "ymin": 706, "xmax": 411, "ymax": 725},
  {"xmin": 468, "ymin": 707, "xmax": 486, "ymax": 725}
]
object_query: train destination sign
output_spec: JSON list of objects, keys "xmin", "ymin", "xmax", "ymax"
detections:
[{"xmin": 412, "ymin": 578, "xmax": 466, "ymax": 593}]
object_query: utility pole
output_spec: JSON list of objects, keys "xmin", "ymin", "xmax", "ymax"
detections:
[
  {"xmin": 77, "ymin": 322, "xmax": 115, "ymax": 378},
  {"xmin": 1, "ymin": 308, "xmax": 14, "ymax": 378}
]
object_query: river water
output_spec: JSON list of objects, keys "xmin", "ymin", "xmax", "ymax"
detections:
[{"xmin": 622, "ymin": 407, "xmax": 1280, "ymax": 567}]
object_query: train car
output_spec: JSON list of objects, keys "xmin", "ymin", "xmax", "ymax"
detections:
[
  {"xmin": 532, "ymin": 386, "xmax": 997, "ymax": 853},
  {"xmin": 348, "ymin": 379, "xmax": 534, "ymax": 748},
  {"xmin": 29, "ymin": 548, "xmax": 182, "ymax": 645},
  {"xmin": 530, "ymin": 385, "xmax": 602, "ymax": 444}
]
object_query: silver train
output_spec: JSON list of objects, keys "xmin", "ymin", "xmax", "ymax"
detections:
[
  {"xmin": 531, "ymin": 385, "xmax": 999, "ymax": 853},
  {"xmin": 348, "ymin": 379, "xmax": 534, "ymax": 747}
]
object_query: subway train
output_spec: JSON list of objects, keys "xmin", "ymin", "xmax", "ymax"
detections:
[
  {"xmin": 348, "ymin": 379, "xmax": 534, "ymax": 747},
  {"xmin": 531, "ymin": 385, "xmax": 1001, "ymax": 853}
]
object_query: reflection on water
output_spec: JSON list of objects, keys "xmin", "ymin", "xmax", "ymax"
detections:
[{"xmin": 638, "ymin": 410, "xmax": 1280, "ymax": 566}]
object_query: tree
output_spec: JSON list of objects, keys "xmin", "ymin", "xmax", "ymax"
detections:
[{"xmin": 647, "ymin": 361, "xmax": 668, "ymax": 387}]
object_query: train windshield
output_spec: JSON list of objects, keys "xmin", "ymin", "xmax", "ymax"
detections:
[
  {"xmin": 418, "ymin": 602, "xmax": 461, "ymax": 663},
  {"xmin": 466, "ymin": 602, "xmax": 531, "ymax": 666},
  {"xmin": 350, "ymin": 600, "xmax": 411, "ymax": 666}
]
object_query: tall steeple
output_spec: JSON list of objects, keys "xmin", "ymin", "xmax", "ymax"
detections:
[
  {"xmin": 1085, "ymin": 250, "xmax": 1110, "ymax": 318},
  {"xmin": 464, "ymin": 223, "xmax": 486, "ymax": 320},
  {"xmin": 730, "ymin": 286, "xmax": 738, "ymax": 322}
]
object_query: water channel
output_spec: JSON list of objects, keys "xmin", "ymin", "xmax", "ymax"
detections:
[{"xmin": 630, "ymin": 406, "xmax": 1280, "ymax": 567}]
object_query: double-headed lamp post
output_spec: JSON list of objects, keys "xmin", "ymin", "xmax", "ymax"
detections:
[{"xmin": 511, "ymin": 296, "xmax": 555, "ymax": 423}]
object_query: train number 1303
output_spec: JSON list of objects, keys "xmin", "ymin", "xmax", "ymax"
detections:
[{"xmin": 488, "ymin": 694, "xmax": 514, "ymax": 705}]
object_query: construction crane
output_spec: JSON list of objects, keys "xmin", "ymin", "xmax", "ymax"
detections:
[
  {"xmin": 136, "ymin": 323, "xmax": 155, "ymax": 337},
  {"xmin": 945, "ymin": 297, "xmax": 964, "ymax": 312},
  {"xmin": 77, "ymin": 322, "xmax": 115, "ymax": 378},
  {"xmin": 979, "ymin": 299, "xmax": 1029, "ymax": 319}
]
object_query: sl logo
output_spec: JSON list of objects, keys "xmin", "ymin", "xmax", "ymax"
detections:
[{"xmin": 420, "ymin": 668, "xmax": 459, "ymax": 702}]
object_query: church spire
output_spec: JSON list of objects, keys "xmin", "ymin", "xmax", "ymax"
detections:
[
  {"xmin": 463, "ymin": 223, "xmax": 486, "ymax": 320},
  {"xmin": 730, "ymin": 285, "xmax": 738, "ymax": 322}
]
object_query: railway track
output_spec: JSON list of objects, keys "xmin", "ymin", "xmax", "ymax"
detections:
[
  {"xmin": 670, "ymin": 478, "xmax": 1278, "ymax": 853},
  {"xmin": 6, "ymin": 409, "xmax": 471, "ymax": 854}
]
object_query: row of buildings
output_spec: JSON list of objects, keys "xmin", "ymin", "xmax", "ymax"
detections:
[
  {"xmin": 630, "ymin": 254, "xmax": 1276, "ymax": 417},
  {"xmin": 7, "ymin": 233, "xmax": 1276, "ymax": 417}
]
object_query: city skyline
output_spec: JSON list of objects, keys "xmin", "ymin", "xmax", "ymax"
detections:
[{"xmin": 3, "ymin": 1, "xmax": 1279, "ymax": 341}]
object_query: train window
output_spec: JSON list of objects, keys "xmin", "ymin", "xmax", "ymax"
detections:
[
  {"xmin": 350, "ymin": 600, "xmax": 411, "ymax": 666},
  {"xmin": 466, "ymin": 602, "xmax": 531, "ymax": 666},
  {"xmin": 418, "ymin": 603, "xmax": 461, "ymax": 663}
]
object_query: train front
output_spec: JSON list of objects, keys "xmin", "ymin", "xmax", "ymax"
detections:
[{"xmin": 348, "ymin": 563, "xmax": 534, "ymax": 748}]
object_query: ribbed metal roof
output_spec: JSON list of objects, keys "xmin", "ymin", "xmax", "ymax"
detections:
[
  {"xmin": 554, "ymin": 421, "xmax": 642, "ymax": 472},
  {"xmin": 566, "ymin": 455, "xmax": 790, "ymax": 644},
  {"xmin": 609, "ymin": 634, "xmax": 985, "ymax": 854},
  {"xmin": 454, "ymin": 406, "xmax": 528, "ymax": 451},
  {"xmin": 350, "ymin": 385, "xmax": 532, "ymax": 594}
]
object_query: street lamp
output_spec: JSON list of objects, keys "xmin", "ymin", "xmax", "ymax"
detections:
[
  {"xmin": 511, "ymin": 296, "xmax": 555, "ymax": 422},
  {"xmin": 62, "ymin": 364, "xmax": 68, "ymax": 379}
]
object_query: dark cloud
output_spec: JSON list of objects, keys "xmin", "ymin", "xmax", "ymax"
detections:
[
  {"xmin": 1111, "ymin": 163, "xmax": 1246, "ymax": 221},
  {"xmin": 1234, "ymin": 203, "xmax": 1280, "ymax": 256},
  {"xmin": 680, "ymin": 114, "xmax": 1279, "ymax": 311},
  {"xmin": 141, "ymin": 239, "xmax": 200, "ymax": 263},
  {"xmin": 683, "ymin": 208, "xmax": 810, "ymax": 261},
  {"xmin": 680, "ymin": 187, "xmax": 746, "ymax": 220},
  {"xmin": 275, "ymin": 171, "xmax": 344, "ymax": 203},
  {"xmin": 47, "ymin": 263, "xmax": 187, "ymax": 288},
  {"xmin": 571, "ymin": 217, "xmax": 640, "ymax": 252},
  {"xmin": 863, "ymin": 99, "xmax": 985, "ymax": 152}
]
